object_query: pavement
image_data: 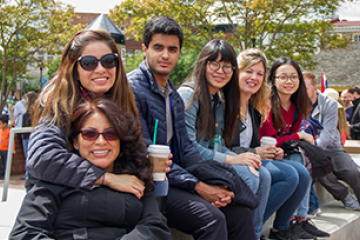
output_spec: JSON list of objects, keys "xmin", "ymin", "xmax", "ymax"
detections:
[{"xmin": 0, "ymin": 176, "xmax": 26, "ymax": 240}]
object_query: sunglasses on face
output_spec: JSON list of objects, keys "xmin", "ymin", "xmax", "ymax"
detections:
[
  {"xmin": 80, "ymin": 129, "xmax": 119, "ymax": 141},
  {"xmin": 77, "ymin": 53, "xmax": 118, "ymax": 71}
]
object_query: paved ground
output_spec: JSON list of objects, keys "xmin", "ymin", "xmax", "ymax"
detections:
[{"xmin": 0, "ymin": 176, "xmax": 26, "ymax": 240}]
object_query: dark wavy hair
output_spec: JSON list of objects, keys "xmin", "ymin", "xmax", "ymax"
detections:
[
  {"xmin": 268, "ymin": 57, "xmax": 311, "ymax": 129},
  {"xmin": 68, "ymin": 98, "xmax": 154, "ymax": 193},
  {"xmin": 143, "ymin": 16, "xmax": 183, "ymax": 49},
  {"xmin": 184, "ymin": 39, "xmax": 240, "ymax": 146}
]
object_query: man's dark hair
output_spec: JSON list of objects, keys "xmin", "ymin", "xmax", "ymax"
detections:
[
  {"xmin": 348, "ymin": 85, "xmax": 360, "ymax": 95},
  {"xmin": 0, "ymin": 116, "xmax": 8, "ymax": 124},
  {"xmin": 142, "ymin": 16, "xmax": 184, "ymax": 49}
]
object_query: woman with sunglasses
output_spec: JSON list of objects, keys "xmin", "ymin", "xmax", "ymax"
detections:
[
  {"xmin": 10, "ymin": 98, "xmax": 171, "ymax": 239},
  {"xmin": 259, "ymin": 58, "xmax": 329, "ymax": 239},
  {"xmin": 25, "ymin": 29, "xmax": 151, "ymax": 199},
  {"xmin": 229, "ymin": 49, "xmax": 312, "ymax": 240},
  {"xmin": 178, "ymin": 39, "xmax": 270, "ymax": 240}
]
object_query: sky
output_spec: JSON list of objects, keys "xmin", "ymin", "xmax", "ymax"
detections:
[{"xmin": 61, "ymin": 0, "xmax": 360, "ymax": 21}]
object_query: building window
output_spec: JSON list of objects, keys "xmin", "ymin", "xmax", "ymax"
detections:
[
  {"xmin": 355, "ymin": 34, "xmax": 360, "ymax": 42},
  {"xmin": 28, "ymin": 60, "xmax": 35, "ymax": 68},
  {"xmin": 47, "ymin": 54, "xmax": 54, "ymax": 61},
  {"xmin": 38, "ymin": 51, "xmax": 44, "ymax": 61}
]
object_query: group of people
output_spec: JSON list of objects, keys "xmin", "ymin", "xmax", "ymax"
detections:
[
  {"xmin": 340, "ymin": 85, "xmax": 360, "ymax": 140},
  {"xmin": 7, "ymin": 16, "xmax": 360, "ymax": 240}
]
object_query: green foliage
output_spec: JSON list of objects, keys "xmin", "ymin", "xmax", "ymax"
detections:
[
  {"xmin": 109, "ymin": 0, "xmax": 351, "ymax": 70},
  {"xmin": 47, "ymin": 56, "xmax": 62, "ymax": 79},
  {"xmin": 170, "ymin": 48, "xmax": 201, "ymax": 87},
  {"xmin": 0, "ymin": 0, "xmax": 82, "ymax": 113},
  {"xmin": 125, "ymin": 53, "xmax": 144, "ymax": 73}
]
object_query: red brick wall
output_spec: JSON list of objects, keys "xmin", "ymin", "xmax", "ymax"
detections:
[{"xmin": 10, "ymin": 135, "xmax": 25, "ymax": 175}]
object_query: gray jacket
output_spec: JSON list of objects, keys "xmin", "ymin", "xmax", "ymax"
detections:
[{"xmin": 312, "ymin": 91, "xmax": 343, "ymax": 151}]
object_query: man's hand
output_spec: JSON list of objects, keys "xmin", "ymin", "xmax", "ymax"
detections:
[{"xmin": 195, "ymin": 181, "xmax": 234, "ymax": 208}]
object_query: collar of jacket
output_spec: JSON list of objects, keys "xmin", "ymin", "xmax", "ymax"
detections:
[
  {"xmin": 352, "ymin": 97, "xmax": 360, "ymax": 109},
  {"xmin": 139, "ymin": 60, "xmax": 177, "ymax": 95},
  {"xmin": 312, "ymin": 90, "xmax": 325, "ymax": 120}
]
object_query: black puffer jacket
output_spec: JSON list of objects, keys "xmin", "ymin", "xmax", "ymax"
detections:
[
  {"xmin": 10, "ymin": 181, "xmax": 171, "ymax": 240},
  {"xmin": 127, "ymin": 61, "xmax": 202, "ymax": 192}
]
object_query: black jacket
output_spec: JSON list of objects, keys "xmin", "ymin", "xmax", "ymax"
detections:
[
  {"xmin": 230, "ymin": 101, "xmax": 261, "ymax": 154},
  {"xmin": 186, "ymin": 160, "xmax": 258, "ymax": 209},
  {"xmin": 26, "ymin": 122, "xmax": 105, "ymax": 190},
  {"xmin": 350, "ymin": 98, "xmax": 360, "ymax": 140},
  {"xmin": 297, "ymin": 140, "xmax": 334, "ymax": 179},
  {"xmin": 10, "ymin": 181, "xmax": 171, "ymax": 240}
]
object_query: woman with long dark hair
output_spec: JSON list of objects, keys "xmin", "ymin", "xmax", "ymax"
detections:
[
  {"xmin": 259, "ymin": 57, "xmax": 327, "ymax": 239},
  {"xmin": 178, "ymin": 39, "xmax": 269, "ymax": 240},
  {"xmin": 10, "ymin": 99, "xmax": 170, "ymax": 239}
]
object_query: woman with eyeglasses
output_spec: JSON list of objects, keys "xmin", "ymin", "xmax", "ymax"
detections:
[
  {"xmin": 25, "ymin": 29, "xmax": 157, "ymax": 200},
  {"xmin": 10, "ymin": 99, "xmax": 171, "ymax": 239},
  {"xmin": 258, "ymin": 58, "xmax": 329, "ymax": 239},
  {"xmin": 178, "ymin": 39, "xmax": 270, "ymax": 240},
  {"xmin": 229, "ymin": 50, "xmax": 313, "ymax": 240}
]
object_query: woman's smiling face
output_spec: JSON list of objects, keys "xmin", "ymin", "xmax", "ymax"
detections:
[
  {"xmin": 274, "ymin": 64, "xmax": 300, "ymax": 98},
  {"xmin": 77, "ymin": 41, "xmax": 116, "ymax": 97},
  {"xmin": 205, "ymin": 54, "xmax": 234, "ymax": 95},
  {"xmin": 239, "ymin": 61, "xmax": 265, "ymax": 97},
  {"xmin": 74, "ymin": 110, "xmax": 120, "ymax": 172}
]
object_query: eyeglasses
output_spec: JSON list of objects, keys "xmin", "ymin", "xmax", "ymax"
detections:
[
  {"xmin": 80, "ymin": 129, "xmax": 119, "ymax": 141},
  {"xmin": 275, "ymin": 74, "xmax": 299, "ymax": 82},
  {"xmin": 77, "ymin": 53, "xmax": 118, "ymax": 71},
  {"xmin": 208, "ymin": 61, "xmax": 235, "ymax": 74}
]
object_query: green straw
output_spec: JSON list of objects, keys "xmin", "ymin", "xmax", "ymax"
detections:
[{"xmin": 153, "ymin": 119, "xmax": 159, "ymax": 145}]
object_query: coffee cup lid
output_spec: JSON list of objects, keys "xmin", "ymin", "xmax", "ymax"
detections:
[{"xmin": 147, "ymin": 144, "xmax": 171, "ymax": 153}]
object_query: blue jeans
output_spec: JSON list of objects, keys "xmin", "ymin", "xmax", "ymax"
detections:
[
  {"xmin": 264, "ymin": 154, "xmax": 310, "ymax": 231},
  {"xmin": 287, "ymin": 153, "xmax": 311, "ymax": 218},
  {"xmin": 233, "ymin": 164, "xmax": 270, "ymax": 239},
  {"xmin": 308, "ymin": 179, "xmax": 320, "ymax": 212}
]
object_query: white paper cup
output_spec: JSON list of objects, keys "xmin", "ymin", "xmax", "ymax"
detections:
[
  {"xmin": 147, "ymin": 145, "xmax": 171, "ymax": 181},
  {"xmin": 260, "ymin": 137, "xmax": 277, "ymax": 147}
]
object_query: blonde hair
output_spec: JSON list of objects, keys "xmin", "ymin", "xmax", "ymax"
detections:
[{"xmin": 237, "ymin": 48, "xmax": 270, "ymax": 122}]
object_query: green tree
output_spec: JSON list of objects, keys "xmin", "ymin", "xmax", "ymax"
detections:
[
  {"xmin": 0, "ymin": 0, "xmax": 82, "ymax": 113},
  {"xmin": 47, "ymin": 56, "xmax": 62, "ymax": 79},
  {"xmin": 109, "ymin": 0, "xmax": 351, "ymax": 68}
]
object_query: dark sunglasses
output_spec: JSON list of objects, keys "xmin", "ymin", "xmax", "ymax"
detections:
[
  {"xmin": 77, "ymin": 53, "xmax": 118, "ymax": 71},
  {"xmin": 80, "ymin": 129, "xmax": 119, "ymax": 141}
]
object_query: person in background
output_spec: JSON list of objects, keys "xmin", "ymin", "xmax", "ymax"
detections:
[
  {"xmin": 10, "ymin": 99, "xmax": 170, "ymax": 240},
  {"xmin": 348, "ymin": 85, "xmax": 360, "ymax": 140},
  {"xmin": 13, "ymin": 93, "xmax": 27, "ymax": 142},
  {"xmin": 20, "ymin": 91, "xmax": 38, "ymax": 179},
  {"xmin": 0, "ymin": 116, "xmax": 15, "ymax": 179},
  {"xmin": 304, "ymin": 72, "xmax": 360, "ymax": 211},
  {"xmin": 128, "ymin": 17, "xmax": 256, "ymax": 240},
  {"xmin": 340, "ymin": 89, "xmax": 353, "ymax": 123}
]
